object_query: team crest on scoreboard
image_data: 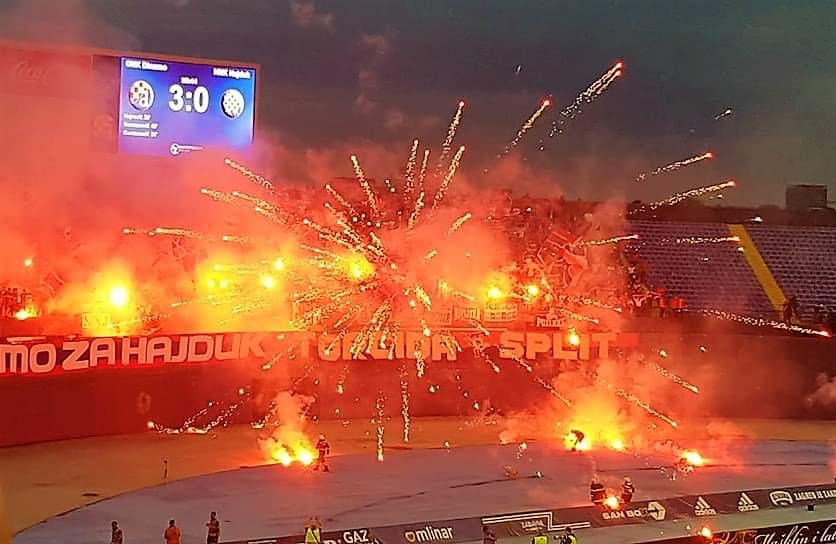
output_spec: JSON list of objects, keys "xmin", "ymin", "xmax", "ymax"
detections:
[{"xmin": 128, "ymin": 80, "xmax": 155, "ymax": 111}]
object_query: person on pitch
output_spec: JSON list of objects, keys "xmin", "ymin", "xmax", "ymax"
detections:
[
  {"xmin": 589, "ymin": 477, "xmax": 605, "ymax": 506},
  {"xmin": 111, "ymin": 521, "xmax": 124, "ymax": 544},
  {"xmin": 620, "ymin": 477, "xmax": 635, "ymax": 504},
  {"xmin": 305, "ymin": 517, "xmax": 323, "ymax": 544},
  {"xmin": 531, "ymin": 528, "xmax": 548, "ymax": 544},
  {"xmin": 164, "ymin": 519, "xmax": 181, "ymax": 544},
  {"xmin": 314, "ymin": 435, "xmax": 331, "ymax": 472},
  {"xmin": 206, "ymin": 511, "xmax": 221, "ymax": 544},
  {"xmin": 569, "ymin": 430, "xmax": 585, "ymax": 452},
  {"xmin": 482, "ymin": 525, "xmax": 498, "ymax": 544},
  {"xmin": 561, "ymin": 528, "xmax": 577, "ymax": 544}
]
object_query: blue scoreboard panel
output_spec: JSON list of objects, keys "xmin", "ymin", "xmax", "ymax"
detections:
[{"xmin": 117, "ymin": 56, "xmax": 256, "ymax": 157}]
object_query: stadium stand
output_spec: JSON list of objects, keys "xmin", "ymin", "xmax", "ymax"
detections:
[
  {"xmin": 626, "ymin": 220, "xmax": 775, "ymax": 317},
  {"xmin": 746, "ymin": 225, "xmax": 836, "ymax": 320}
]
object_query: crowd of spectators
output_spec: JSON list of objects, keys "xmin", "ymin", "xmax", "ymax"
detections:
[{"xmin": 0, "ymin": 286, "xmax": 34, "ymax": 319}]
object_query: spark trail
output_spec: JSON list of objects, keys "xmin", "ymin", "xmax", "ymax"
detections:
[
  {"xmin": 437, "ymin": 101, "xmax": 465, "ymax": 171},
  {"xmin": 629, "ymin": 180, "xmax": 736, "ymax": 214},
  {"xmin": 636, "ymin": 152, "xmax": 714, "ymax": 182},
  {"xmin": 539, "ymin": 61, "xmax": 623, "ymax": 149},
  {"xmin": 499, "ymin": 98, "xmax": 551, "ymax": 157}
]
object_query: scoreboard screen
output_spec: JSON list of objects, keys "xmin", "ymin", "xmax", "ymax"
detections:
[{"xmin": 117, "ymin": 56, "xmax": 257, "ymax": 157}]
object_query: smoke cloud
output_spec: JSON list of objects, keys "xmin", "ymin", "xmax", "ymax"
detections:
[
  {"xmin": 806, "ymin": 373, "xmax": 836, "ymax": 408},
  {"xmin": 289, "ymin": 0, "xmax": 335, "ymax": 32}
]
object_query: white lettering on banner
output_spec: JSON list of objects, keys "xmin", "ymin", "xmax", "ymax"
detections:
[
  {"xmin": 343, "ymin": 529, "xmax": 370, "ymax": 544},
  {"xmin": 498, "ymin": 331, "xmax": 614, "ymax": 361},
  {"xmin": 0, "ymin": 330, "xmax": 621, "ymax": 377},
  {"xmin": 29, "ymin": 343, "xmax": 56, "ymax": 374},
  {"xmin": 752, "ymin": 524, "xmax": 812, "ymax": 544},
  {"xmin": 793, "ymin": 488, "xmax": 836, "ymax": 502},
  {"xmin": 601, "ymin": 501, "xmax": 665, "ymax": 522},
  {"xmin": 60, "ymin": 341, "xmax": 87, "ymax": 370},
  {"xmin": 0, "ymin": 345, "xmax": 28, "ymax": 374},
  {"xmin": 403, "ymin": 526, "xmax": 454, "ymax": 543},
  {"xmin": 822, "ymin": 523, "xmax": 836, "ymax": 543},
  {"xmin": 0, "ymin": 333, "xmax": 272, "ymax": 377}
]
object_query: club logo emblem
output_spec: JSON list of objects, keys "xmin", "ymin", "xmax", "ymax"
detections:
[
  {"xmin": 128, "ymin": 80, "xmax": 155, "ymax": 111},
  {"xmin": 221, "ymin": 88, "xmax": 246, "ymax": 119}
]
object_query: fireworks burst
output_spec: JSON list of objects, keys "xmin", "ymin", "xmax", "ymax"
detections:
[{"xmin": 126, "ymin": 62, "xmax": 750, "ymax": 471}]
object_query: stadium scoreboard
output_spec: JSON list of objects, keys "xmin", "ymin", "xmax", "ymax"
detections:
[
  {"xmin": 118, "ymin": 56, "xmax": 256, "ymax": 156},
  {"xmin": 0, "ymin": 41, "xmax": 259, "ymax": 158}
]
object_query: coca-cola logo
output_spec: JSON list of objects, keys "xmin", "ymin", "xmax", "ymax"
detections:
[{"xmin": 11, "ymin": 60, "xmax": 51, "ymax": 84}]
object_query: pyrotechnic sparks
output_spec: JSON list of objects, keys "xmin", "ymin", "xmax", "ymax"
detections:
[
  {"xmin": 699, "ymin": 309, "xmax": 831, "ymax": 337},
  {"xmin": 590, "ymin": 372, "xmax": 679, "ymax": 428},
  {"xmin": 629, "ymin": 180, "xmax": 736, "ymax": 214},
  {"xmin": 399, "ymin": 364, "xmax": 411, "ymax": 442},
  {"xmin": 350, "ymin": 154, "xmax": 379, "ymax": 218},
  {"xmin": 437, "ymin": 101, "xmax": 465, "ymax": 171},
  {"xmin": 635, "ymin": 152, "xmax": 714, "ymax": 182},
  {"xmin": 640, "ymin": 358, "xmax": 700, "ymax": 394},
  {"xmin": 575, "ymin": 234, "xmax": 639, "ymax": 247},
  {"xmin": 667, "ymin": 236, "xmax": 740, "ymax": 245},
  {"xmin": 447, "ymin": 213, "xmax": 472, "ymax": 236},
  {"xmin": 375, "ymin": 392, "xmax": 386, "ymax": 461},
  {"xmin": 500, "ymin": 98, "xmax": 551, "ymax": 157},
  {"xmin": 432, "ymin": 145, "xmax": 466, "ymax": 211},
  {"xmin": 224, "ymin": 157, "xmax": 278, "ymax": 195},
  {"xmin": 540, "ymin": 61, "xmax": 623, "ymax": 147},
  {"xmin": 714, "ymin": 108, "xmax": 733, "ymax": 120},
  {"xmin": 403, "ymin": 139, "xmax": 420, "ymax": 198},
  {"xmin": 509, "ymin": 354, "xmax": 572, "ymax": 407},
  {"xmin": 67, "ymin": 75, "xmax": 743, "ymax": 478},
  {"xmin": 417, "ymin": 149, "xmax": 430, "ymax": 190}
]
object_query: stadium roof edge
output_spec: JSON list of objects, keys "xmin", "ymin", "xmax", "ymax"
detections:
[{"xmin": 0, "ymin": 38, "xmax": 260, "ymax": 71}]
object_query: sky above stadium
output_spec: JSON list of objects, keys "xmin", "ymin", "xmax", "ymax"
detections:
[{"xmin": 1, "ymin": 0, "xmax": 834, "ymax": 206}]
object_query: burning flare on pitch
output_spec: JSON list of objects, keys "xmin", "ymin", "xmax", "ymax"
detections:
[{"xmin": 258, "ymin": 392, "xmax": 317, "ymax": 467}]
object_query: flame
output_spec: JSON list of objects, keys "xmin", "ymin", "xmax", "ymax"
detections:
[
  {"xmin": 682, "ymin": 450, "xmax": 705, "ymax": 466},
  {"xmin": 486, "ymin": 285, "xmax": 504, "ymax": 300},
  {"xmin": 559, "ymin": 393, "xmax": 630, "ymax": 452},
  {"xmin": 258, "ymin": 392, "xmax": 317, "ymax": 468},
  {"xmin": 268, "ymin": 442, "xmax": 316, "ymax": 466},
  {"xmin": 604, "ymin": 495, "xmax": 621, "ymax": 510},
  {"xmin": 567, "ymin": 328, "xmax": 581, "ymax": 347},
  {"xmin": 525, "ymin": 284, "xmax": 540, "ymax": 297},
  {"xmin": 563, "ymin": 431, "xmax": 591, "ymax": 451},
  {"xmin": 260, "ymin": 275, "xmax": 276, "ymax": 289},
  {"xmin": 699, "ymin": 526, "xmax": 713, "ymax": 539},
  {"xmin": 108, "ymin": 285, "xmax": 130, "ymax": 308},
  {"xmin": 14, "ymin": 308, "xmax": 31, "ymax": 320},
  {"xmin": 345, "ymin": 254, "xmax": 375, "ymax": 281}
]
